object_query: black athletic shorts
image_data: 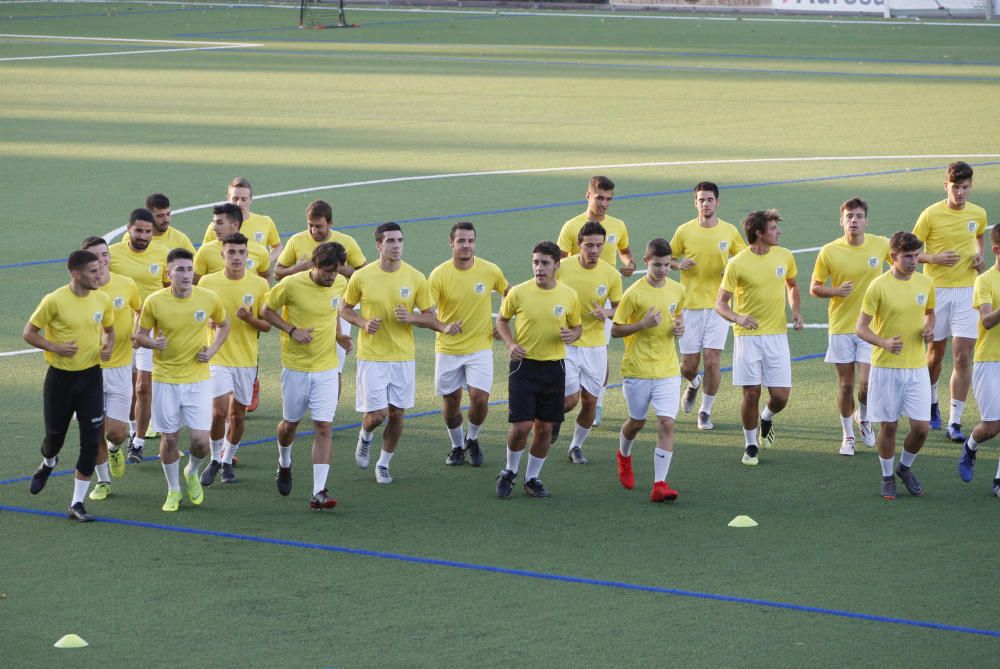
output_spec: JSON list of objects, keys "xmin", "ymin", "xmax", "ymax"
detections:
[{"xmin": 507, "ymin": 358, "xmax": 565, "ymax": 424}]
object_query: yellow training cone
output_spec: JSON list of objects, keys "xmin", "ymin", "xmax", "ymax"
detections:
[
  {"xmin": 54, "ymin": 634, "xmax": 88, "ymax": 648},
  {"xmin": 728, "ymin": 515, "xmax": 758, "ymax": 528}
]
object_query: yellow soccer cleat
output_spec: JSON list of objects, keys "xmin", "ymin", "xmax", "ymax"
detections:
[
  {"xmin": 162, "ymin": 490, "xmax": 182, "ymax": 512},
  {"xmin": 184, "ymin": 471, "xmax": 204, "ymax": 506},
  {"xmin": 88, "ymin": 482, "xmax": 111, "ymax": 501},
  {"xmin": 108, "ymin": 447, "xmax": 126, "ymax": 479}
]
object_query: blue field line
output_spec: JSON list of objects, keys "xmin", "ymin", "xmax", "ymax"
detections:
[{"xmin": 1, "ymin": 501, "xmax": 998, "ymax": 638}]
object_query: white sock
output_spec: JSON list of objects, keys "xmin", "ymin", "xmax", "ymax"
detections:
[
  {"xmin": 653, "ymin": 448, "xmax": 673, "ymax": 482},
  {"xmin": 505, "ymin": 447, "xmax": 523, "ymax": 474},
  {"xmin": 840, "ymin": 415, "xmax": 854, "ymax": 439},
  {"xmin": 569, "ymin": 423, "xmax": 591, "ymax": 449},
  {"xmin": 743, "ymin": 428, "xmax": 758, "ymax": 447},
  {"xmin": 688, "ymin": 374, "xmax": 702, "ymax": 390},
  {"xmin": 222, "ymin": 439, "xmax": 238, "ymax": 464},
  {"xmin": 107, "ymin": 438, "xmax": 122, "ymax": 452},
  {"xmin": 879, "ymin": 456, "xmax": 895, "ymax": 477},
  {"xmin": 95, "ymin": 462, "xmax": 111, "ymax": 483},
  {"xmin": 858, "ymin": 402, "xmax": 868, "ymax": 421},
  {"xmin": 376, "ymin": 449, "xmax": 394, "ymax": 469},
  {"xmin": 210, "ymin": 438, "xmax": 224, "ymax": 462},
  {"xmin": 312, "ymin": 464, "xmax": 329, "ymax": 495},
  {"xmin": 129, "ymin": 420, "xmax": 137, "ymax": 435},
  {"xmin": 162, "ymin": 460, "xmax": 181, "ymax": 491},
  {"xmin": 185, "ymin": 455, "xmax": 203, "ymax": 478},
  {"xmin": 995, "ymin": 458, "xmax": 1000, "ymax": 479},
  {"xmin": 619, "ymin": 431, "xmax": 635, "ymax": 457},
  {"xmin": 447, "ymin": 425, "xmax": 465, "ymax": 449},
  {"xmin": 72, "ymin": 478, "xmax": 90, "ymax": 505},
  {"xmin": 949, "ymin": 400, "xmax": 966, "ymax": 426},
  {"xmin": 966, "ymin": 436, "xmax": 981, "ymax": 452},
  {"xmin": 278, "ymin": 443, "xmax": 292, "ymax": 468},
  {"xmin": 133, "ymin": 437, "xmax": 145, "ymax": 451},
  {"xmin": 525, "ymin": 454, "xmax": 545, "ymax": 480},
  {"xmin": 931, "ymin": 383, "xmax": 939, "ymax": 403},
  {"xmin": 761, "ymin": 407, "xmax": 776, "ymax": 421},
  {"xmin": 43, "ymin": 456, "xmax": 57, "ymax": 468},
  {"xmin": 467, "ymin": 422, "xmax": 482, "ymax": 440},
  {"xmin": 899, "ymin": 450, "xmax": 917, "ymax": 468},
  {"xmin": 360, "ymin": 428, "xmax": 374, "ymax": 442},
  {"xmin": 700, "ymin": 393, "xmax": 716, "ymax": 415}
]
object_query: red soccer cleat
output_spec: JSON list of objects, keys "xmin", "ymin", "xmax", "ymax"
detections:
[
  {"xmin": 247, "ymin": 376, "xmax": 260, "ymax": 413},
  {"xmin": 616, "ymin": 452, "xmax": 635, "ymax": 490},
  {"xmin": 650, "ymin": 481, "xmax": 679, "ymax": 503}
]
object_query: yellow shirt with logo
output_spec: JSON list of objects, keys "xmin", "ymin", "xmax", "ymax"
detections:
[
  {"xmin": 108, "ymin": 241, "xmax": 168, "ymax": 302},
  {"xmin": 277, "ymin": 229, "xmax": 367, "ymax": 272},
  {"xmin": 120, "ymin": 226, "xmax": 195, "ymax": 254},
  {"xmin": 98, "ymin": 272, "xmax": 141, "ymax": 369},
  {"xmin": 194, "ymin": 240, "xmax": 271, "ymax": 278},
  {"xmin": 557, "ymin": 213, "xmax": 629, "ymax": 267},
  {"xmin": 199, "ymin": 272, "xmax": 270, "ymax": 368},
  {"xmin": 913, "ymin": 200, "xmax": 988, "ymax": 288},
  {"xmin": 265, "ymin": 271, "xmax": 346, "ymax": 373},
  {"xmin": 973, "ymin": 267, "xmax": 1000, "ymax": 363},
  {"xmin": 499, "ymin": 280, "xmax": 581, "ymax": 361},
  {"xmin": 139, "ymin": 287, "xmax": 226, "ymax": 384},
  {"xmin": 344, "ymin": 262, "xmax": 432, "ymax": 362},
  {"xmin": 203, "ymin": 212, "xmax": 281, "ymax": 248},
  {"xmin": 555, "ymin": 257, "xmax": 623, "ymax": 347},
  {"xmin": 614, "ymin": 277, "xmax": 686, "ymax": 379},
  {"xmin": 30, "ymin": 286, "xmax": 113, "ymax": 371},
  {"xmin": 428, "ymin": 257, "xmax": 509, "ymax": 355},
  {"xmin": 812, "ymin": 235, "xmax": 890, "ymax": 335},
  {"xmin": 861, "ymin": 272, "xmax": 935, "ymax": 369},
  {"xmin": 669, "ymin": 219, "xmax": 747, "ymax": 309},
  {"xmin": 721, "ymin": 247, "xmax": 798, "ymax": 337}
]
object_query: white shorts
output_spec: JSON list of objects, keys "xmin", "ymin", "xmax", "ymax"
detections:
[
  {"xmin": 435, "ymin": 350, "xmax": 493, "ymax": 396},
  {"xmin": 867, "ymin": 367, "xmax": 931, "ymax": 423},
  {"xmin": 281, "ymin": 367, "xmax": 339, "ymax": 423},
  {"xmin": 211, "ymin": 365, "xmax": 256, "ymax": 406},
  {"xmin": 973, "ymin": 362, "xmax": 1000, "ymax": 422},
  {"xmin": 732, "ymin": 334, "xmax": 792, "ymax": 388},
  {"xmin": 356, "ymin": 360, "xmax": 416, "ymax": 412},
  {"xmin": 102, "ymin": 365, "xmax": 133, "ymax": 423},
  {"xmin": 679, "ymin": 308, "xmax": 730, "ymax": 355},
  {"xmin": 933, "ymin": 286, "xmax": 978, "ymax": 341},
  {"xmin": 564, "ymin": 345, "xmax": 607, "ymax": 397},
  {"xmin": 134, "ymin": 345, "xmax": 153, "ymax": 373},
  {"xmin": 152, "ymin": 379, "xmax": 212, "ymax": 433},
  {"xmin": 622, "ymin": 376, "xmax": 681, "ymax": 420},
  {"xmin": 824, "ymin": 333, "xmax": 873, "ymax": 365},
  {"xmin": 336, "ymin": 317, "xmax": 350, "ymax": 374}
]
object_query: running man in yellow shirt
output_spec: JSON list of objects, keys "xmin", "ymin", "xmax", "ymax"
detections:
[
  {"xmin": 275, "ymin": 199, "xmax": 367, "ymax": 281},
  {"xmin": 118, "ymin": 194, "xmax": 196, "ymax": 254},
  {"xmin": 811, "ymin": 198, "xmax": 890, "ymax": 456},
  {"xmin": 858, "ymin": 232, "xmax": 935, "ymax": 500},
  {"xmin": 24, "ymin": 249, "xmax": 114, "ymax": 522},
  {"xmin": 135, "ymin": 249, "xmax": 230, "ymax": 512},
  {"xmin": 611, "ymin": 238, "xmax": 686, "ymax": 502},
  {"xmin": 913, "ymin": 161, "xmax": 988, "ymax": 440},
  {"xmin": 428, "ymin": 222, "xmax": 509, "ymax": 467},
  {"xmin": 202, "ymin": 177, "xmax": 283, "ymax": 267},
  {"xmin": 669, "ymin": 181, "xmax": 746, "ymax": 431},
  {"xmin": 194, "ymin": 203, "xmax": 271, "ymax": 283},
  {"xmin": 716, "ymin": 209, "xmax": 803, "ymax": 466},
  {"xmin": 495, "ymin": 241, "xmax": 582, "ymax": 499}
]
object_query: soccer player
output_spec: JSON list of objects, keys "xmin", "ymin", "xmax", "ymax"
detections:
[
  {"xmin": 715, "ymin": 209, "xmax": 803, "ymax": 466},
  {"xmin": 135, "ymin": 249, "xmax": 230, "ymax": 512},
  {"xmin": 611, "ymin": 238, "xmax": 686, "ymax": 502},
  {"xmin": 494, "ymin": 241, "xmax": 582, "ymax": 499},
  {"xmin": 194, "ymin": 203, "xmax": 271, "ymax": 283},
  {"xmin": 23, "ymin": 250, "xmax": 114, "ymax": 522},
  {"xmin": 108, "ymin": 208, "xmax": 168, "ymax": 462},
  {"xmin": 427, "ymin": 222, "xmax": 509, "ymax": 467},
  {"xmin": 810, "ymin": 198, "xmax": 890, "ymax": 456},
  {"xmin": 120, "ymin": 193, "xmax": 195, "ymax": 254},
  {"xmin": 81, "ymin": 236, "xmax": 140, "ymax": 501},
  {"xmin": 262, "ymin": 243, "xmax": 351, "ymax": 509},
  {"xmin": 275, "ymin": 199, "xmax": 366, "ymax": 281},
  {"xmin": 857, "ymin": 232, "xmax": 935, "ymax": 500},
  {"xmin": 199, "ymin": 233, "xmax": 271, "ymax": 487},
  {"xmin": 555, "ymin": 221, "xmax": 623, "ymax": 464},
  {"xmin": 913, "ymin": 161, "xmax": 988, "ymax": 440},
  {"xmin": 202, "ymin": 177, "xmax": 283, "ymax": 266},
  {"xmin": 340, "ymin": 222, "xmax": 455, "ymax": 485},
  {"xmin": 957, "ymin": 224, "xmax": 1000, "ymax": 494},
  {"xmin": 669, "ymin": 181, "xmax": 746, "ymax": 430}
]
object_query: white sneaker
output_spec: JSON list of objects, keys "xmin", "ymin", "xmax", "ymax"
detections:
[
  {"xmin": 839, "ymin": 436, "xmax": 855, "ymax": 456},
  {"xmin": 855, "ymin": 411, "xmax": 876, "ymax": 447},
  {"xmin": 682, "ymin": 374, "xmax": 701, "ymax": 414},
  {"xmin": 355, "ymin": 435, "xmax": 372, "ymax": 469},
  {"xmin": 697, "ymin": 411, "xmax": 714, "ymax": 431},
  {"xmin": 375, "ymin": 465, "xmax": 393, "ymax": 484}
]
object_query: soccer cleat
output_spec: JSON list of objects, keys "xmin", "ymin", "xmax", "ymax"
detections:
[
  {"xmin": 247, "ymin": 376, "xmax": 260, "ymax": 413},
  {"xmin": 67, "ymin": 502, "xmax": 95, "ymax": 522},
  {"xmin": 929, "ymin": 402, "xmax": 942, "ymax": 430},
  {"xmin": 184, "ymin": 470, "xmax": 204, "ymax": 506},
  {"xmin": 309, "ymin": 489, "xmax": 337, "ymax": 510},
  {"xmin": 650, "ymin": 481, "xmax": 679, "ymax": 502},
  {"xmin": 375, "ymin": 465, "xmax": 393, "ymax": 485},
  {"xmin": 857, "ymin": 419, "xmax": 876, "ymax": 448},
  {"xmin": 524, "ymin": 477, "xmax": 551, "ymax": 498},
  {"xmin": 88, "ymin": 482, "xmax": 111, "ymax": 501},
  {"xmin": 683, "ymin": 374, "xmax": 701, "ymax": 414},
  {"xmin": 200, "ymin": 460, "xmax": 221, "ymax": 487},
  {"xmin": 221, "ymin": 463, "xmax": 237, "ymax": 484},
  {"xmin": 108, "ymin": 447, "xmax": 126, "ymax": 479},
  {"xmin": 567, "ymin": 446, "xmax": 589, "ymax": 465},
  {"xmin": 355, "ymin": 435, "xmax": 372, "ymax": 469},
  {"xmin": 946, "ymin": 423, "xmax": 967, "ymax": 444},
  {"xmin": 839, "ymin": 436, "xmax": 855, "ymax": 457},
  {"xmin": 592, "ymin": 404, "xmax": 603, "ymax": 427},
  {"xmin": 29, "ymin": 457, "xmax": 57, "ymax": 495},
  {"xmin": 495, "ymin": 469, "xmax": 516, "ymax": 499},
  {"xmin": 741, "ymin": 445, "xmax": 759, "ymax": 467},
  {"xmin": 162, "ymin": 490, "xmax": 182, "ymax": 512},
  {"xmin": 697, "ymin": 411, "xmax": 714, "ymax": 431},
  {"xmin": 616, "ymin": 451, "xmax": 635, "ymax": 490},
  {"xmin": 993, "ymin": 478, "xmax": 1000, "ymax": 498},
  {"xmin": 276, "ymin": 466, "xmax": 292, "ymax": 496},
  {"xmin": 126, "ymin": 445, "xmax": 144, "ymax": 464},
  {"xmin": 957, "ymin": 446, "xmax": 977, "ymax": 483},
  {"xmin": 759, "ymin": 419, "xmax": 775, "ymax": 449},
  {"xmin": 881, "ymin": 476, "xmax": 897, "ymax": 500},
  {"xmin": 895, "ymin": 464, "xmax": 924, "ymax": 497},
  {"xmin": 445, "ymin": 447, "xmax": 465, "ymax": 466},
  {"xmin": 466, "ymin": 438, "xmax": 483, "ymax": 467},
  {"xmin": 144, "ymin": 427, "xmax": 160, "ymax": 439}
]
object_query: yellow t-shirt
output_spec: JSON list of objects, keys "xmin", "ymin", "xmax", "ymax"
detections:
[
  {"xmin": 913, "ymin": 200, "xmax": 988, "ymax": 288},
  {"xmin": 120, "ymin": 226, "xmax": 195, "ymax": 254},
  {"xmin": 203, "ymin": 212, "xmax": 281, "ymax": 248},
  {"xmin": 812, "ymin": 235, "xmax": 891, "ymax": 335},
  {"xmin": 194, "ymin": 240, "xmax": 271, "ymax": 278},
  {"xmin": 721, "ymin": 247, "xmax": 798, "ymax": 337},
  {"xmin": 199, "ymin": 272, "xmax": 270, "ymax": 368},
  {"xmin": 344, "ymin": 262, "xmax": 432, "ymax": 362},
  {"xmin": 669, "ymin": 219, "xmax": 747, "ymax": 309},
  {"xmin": 108, "ymin": 241, "xmax": 168, "ymax": 302},
  {"xmin": 98, "ymin": 272, "xmax": 141, "ymax": 369},
  {"xmin": 266, "ymin": 271, "xmax": 346, "ymax": 373},
  {"xmin": 557, "ymin": 213, "xmax": 629, "ymax": 267},
  {"xmin": 139, "ymin": 287, "xmax": 226, "ymax": 384},
  {"xmin": 613, "ymin": 277, "xmax": 686, "ymax": 379},
  {"xmin": 499, "ymin": 280, "xmax": 581, "ymax": 361},
  {"xmin": 973, "ymin": 267, "xmax": 1000, "ymax": 363},
  {"xmin": 861, "ymin": 272, "xmax": 936, "ymax": 369},
  {"xmin": 555, "ymin": 257, "xmax": 624, "ymax": 347},
  {"xmin": 29, "ymin": 286, "xmax": 113, "ymax": 371},
  {"xmin": 428, "ymin": 257, "xmax": 509, "ymax": 355},
  {"xmin": 277, "ymin": 229, "xmax": 366, "ymax": 271}
]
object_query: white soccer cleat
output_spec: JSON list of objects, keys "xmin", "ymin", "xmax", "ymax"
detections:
[
  {"xmin": 839, "ymin": 436, "xmax": 855, "ymax": 457},
  {"xmin": 855, "ymin": 411, "xmax": 876, "ymax": 448},
  {"xmin": 355, "ymin": 435, "xmax": 372, "ymax": 469}
]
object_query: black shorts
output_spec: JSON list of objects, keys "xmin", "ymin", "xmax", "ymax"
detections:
[{"xmin": 508, "ymin": 358, "xmax": 565, "ymax": 424}]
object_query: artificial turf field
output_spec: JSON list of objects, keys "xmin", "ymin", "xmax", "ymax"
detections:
[{"xmin": 2, "ymin": 2, "xmax": 1000, "ymax": 666}]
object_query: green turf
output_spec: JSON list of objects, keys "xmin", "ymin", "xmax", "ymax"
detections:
[{"xmin": 1, "ymin": 3, "xmax": 1000, "ymax": 667}]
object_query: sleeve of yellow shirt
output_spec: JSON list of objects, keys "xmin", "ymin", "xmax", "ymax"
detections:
[
  {"xmin": 556, "ymin": 222, "xmax": 575, "ymax": 255},
  {"xmin": 812, "ymin": 248, "xmax": 830, "ymax": 284}
]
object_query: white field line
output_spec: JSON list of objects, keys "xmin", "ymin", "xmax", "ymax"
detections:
[
  {"xmin": 0, "ymin": 44, "xmax": 259, "ymax": 61},
  {"xmin": 0, "ymin": 33, "xmax": 260, "ymax": 45},
  {"xmin": 0, "ymin": 33, "xmax": 260, "ymax": 62}
]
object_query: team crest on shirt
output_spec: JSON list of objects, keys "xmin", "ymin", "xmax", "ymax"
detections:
[
  {"xmin": 194, "ymin": 310, "xmax": 206, "ymax": 322},
  {"xmin": 867, "ymin": 256, "xmax": 879, "ymax": 268},
  {"xmin": 149, "ymin": 264, "xmax": 160, "ymax": 275},
  {"xmin": 253, "ymin": 231, "xmax": 265, "ymax": 243},
  {"xmin": 916, "ymin": 293, "xmax": 927, "ymax": 305},
  {"xmin": 242, "ymin": 295, "xmax": 254, "ymax": 307},
  {"xmin": 93, "ymin": 312, "xmax": 103, "ymax": 323},
  {"xmin": 719, "ymin": 241, "xmax": 729, "ymax": 252},
  {"xmin": 113, "ymin": 296, "xmax": 125, "ymax": 309},
  {"xmin": 331, "ymin": 297, "xmax": 340, "ymax": 309},
  {"xmin": 596, "ymin": 284, "xmax": 608, "ymax": 298},
  {"xmin": 400, "ymin": 287, "xmax": 411, "ymax": 299},
  {"xmin": 968, "ymin": 221, "xmax": 977, "ymax": 232},
  {"xmin": 608, "ymin": 234, "xmax": 617, "ymax": 245},
  {"xmin": 775, "ymin": 266, "xmax": 786, "ymax": 279},
  {"xmin": 553, "ymin": 304, "xmax": 566, "ymax": 317},
  {"xmin": 474, "ymin": 282, "xmax": 486, "ymax": 295},
  {"xmin": 668, "ymin": 303, "xmax": 678, "ymax": 315},
  {"xmin": 247, "ymin": 259, "xmax": 256, "ymax": 269}
]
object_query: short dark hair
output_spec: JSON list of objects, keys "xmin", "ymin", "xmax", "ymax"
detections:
[
  {"xmin": 229, "ymin": 176, "xmax": 253, "ymax": 194},
  {"xmin": 306, "ymin": 199, "xmax": 333, "ymax": 223},
  {"xmin": 145, "ymin": 193, "xmax": 170, "ymax": 211},
  {"xmin": 129, "ymin": 208, "xmax": 154, "ymax": 226},
  {"xmin": 646, "ymin": 238, "xmax": 672, "ymax": 258},
  {"xmin": 840, "ymin": 198, "xmax": 868, "ymax": 215},
  {"xmin": 532, "ymin": 241, "xmax": 561, "ymax": 264},
  {"xmin": 213, "ymin": 203, "xmax": 243, "ymax": 226},
  {"xmin": 449, "ymin": 221, "xmax": 476, "ymax": 240},
  {"xmin": 166, "ymin": 248, "xmax": 194, "ymax": 265},
  {"xmin": 221, "ymin": 232, "xmax": 249, "ymax": 248},
  {"xmin": 947, "ymin": 161, "xmax": 973, "ymax": 183},
  {"xmin": 743, "ymin": 209, "xmax": 782, "ymax": 244},
  {"xmin": 889, "ymin": 231, "xmax": 923, "ymax": 254},
  {"xmin": 992, "ymin": 224, "xmax": 1000, "ymax": 247},
  {"xmin": 313, "ymin": 242, "xmax": 346, "ymax": 270},
  {"xmin": 693, "ymin": 181, "xmax": 719, "ymax": 198},
  {"xmin": 68, "ymin": 249, "xmax": 98, "ymax": 272},
  {"xmin": 375, "ymin": 221, "xmax": 402, "ymax": 243},
  {"xmin": 578, "ymin": 221, "xmax": 607, "ymax": 243},
  {"xmin": 589, "ymin": 176, "xmax": 615, "ymax": 192},
  {"xmin": 81, "ymin": 236, "xmax": 107, "ymax": 251}
]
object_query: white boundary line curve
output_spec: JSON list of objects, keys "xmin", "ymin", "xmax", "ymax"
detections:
[{"xmin": 0, "ymin": 33, "xmax": 262, "ymax": 61}]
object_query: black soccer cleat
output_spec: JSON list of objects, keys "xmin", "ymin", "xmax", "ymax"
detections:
[
  {"xmin": 466, "ymin": 438, "xmax": 483, "ymax": 467},
  {"xmin": 30, "ymin": 457, "xmax": 57, "ymax": 495},
  {"xmin": 496, "ymin": 469, "xmax": 516, "ymax": 499},
  {"xmin": 276, "ymin": 466, "xmax": 293, "ymax": 496},
  {"xmin": 67, "ymin": 502, "xmax": 95, "ymax": 522}
]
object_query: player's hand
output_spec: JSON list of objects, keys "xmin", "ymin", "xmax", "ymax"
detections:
[
  {"xmin": 972, "ymin": 253, "xmax": 986, "ymax": 272},
  {"xmin": 492, "ymin": 326, "xmax": 502, "ymax": 341},
  {"xmin": 589, "ymin": 301, "xmax": 608, "ymax": 321},
  {"xmin": 559, "ymin": 327, "xmax": 577, "ymax": 344},
  {"xmin": 641, "ymin": 307, "xmax": 662, "ymax": 329},
  {"xmin": 131, "ymin": 334, "xmax": 140, "ymax": 349},
  {"xmin": 197, "ymin": 346, "xmax": 213, "ymax": 363},
  {"xmin": 934, "ymin": 251, "xmax": 960, "ymax": 267},
  {"xmin": 677, "ymin": 258, "xmax": 696, "ymax": 271},
  {"xmin": 152, "ymin": 335, "xmax": 168, "ymax": 351},
  {"xmin": 922, "ymin": 325, "xmax": 934, "ymax": 343},
  {"xmin": 885, "ymin": 335, "xmax": 904, "ymax": 354},
  {"xmin": 394, "ymin": 305, "xmax": 415, "ymax": 323},
  {"xmin": 620, "ymin": 261, "xmax": 637, "ymax": 277},
  {"xmin": 100, "ymin": 340, "xmax": 113, "ymax": 361},
  {"xmin": 53, "ymin": 340, "xmax": 78, "ymax": 357},
  {"xmin": 235, "ymin": 306, "xmax": 253, "ymax": 322},
  {"xmin": 295, "ymin": 258, "xmax": 312, "ymax": 273},
  {"xmin": 442, "ymin": 320, "xmax": 463, "ymax": 336},
  {"xmin": 291, "ymin": 327, "xmax": 313, "ymax": 344},
  {"xmin": 672, "ymin": 317, "xmax": 684, "ymax": 337},
  {"xmin": 336, "ymin": 333, "xmax": 353, "ymax": 354},
  {"xmin": 791, "ymin": 312, "xmax": 804, "ymax": 331},
  {"xmin": 737, "ymin": 315, "xmax": 758, "ymax": 330},
  {"xmin": 835, "ymin": 281, "xmax": 853, "ymax": 297},
  {"xmin": 363, "ymin": 318, "xmax": 382, "ymax": 335},
  {"xmin": 508, "ymin": 343, "xmax": 526, "ymax": 361}
]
